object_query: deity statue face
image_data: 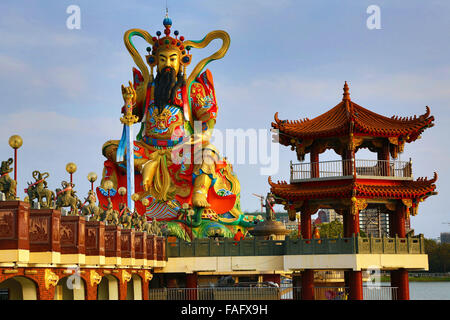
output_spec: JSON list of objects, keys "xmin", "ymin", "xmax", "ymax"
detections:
[{"xmin": 156, "ymin": 48, "xmax": 180, "ymax": 75}]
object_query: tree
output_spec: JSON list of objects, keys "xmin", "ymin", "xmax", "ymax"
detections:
[
  {"xmin": 424, "ymin": 238, "xmax": 450, "ymax": 272},
  {"xmin": 319, "ymin": 221, "xmax": 343, "ymax": 238}
]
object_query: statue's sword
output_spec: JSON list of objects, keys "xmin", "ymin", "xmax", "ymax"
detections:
[{"xmin": 118, "ymin": 101, "xmax": 138, "ymax": 212}]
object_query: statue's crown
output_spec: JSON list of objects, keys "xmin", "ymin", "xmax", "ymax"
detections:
[{"xmin": 145, "ymin": 15, "xmax": 192, "ymax": 67}]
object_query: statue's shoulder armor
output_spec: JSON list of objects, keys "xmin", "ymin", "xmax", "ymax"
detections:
[{"xmin": 190, "ymin": 69, "xmax": 218, "ymax": 122}]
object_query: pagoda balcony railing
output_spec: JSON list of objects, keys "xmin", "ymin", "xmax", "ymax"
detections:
[
  {"xmin": 290, "ymin": 159, "xmax": 412, "ymax": 182},
  {"xmin": 166, "ymin": 235, "xmax": 425, "ymax": 257}
]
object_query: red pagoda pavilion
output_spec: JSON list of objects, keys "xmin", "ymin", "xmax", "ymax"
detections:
[{"xmin": 269, "ymin": 82, "xmax": 437, "ymax": 300}]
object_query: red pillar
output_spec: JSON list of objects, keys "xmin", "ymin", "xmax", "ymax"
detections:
[
  {"xmin": 301, "ymin": 270, "xmax": 315, "ymax": 300},
  {"xmin": 344, "ymin": 209, "xmax": 359, "ymax": 237},
  {"xmin": 348, "ymin": 212, "xmax": 360, "ymax": 237},
  {"xmin": 186, "ymin": 273, "xmax": 198, "ymax": 300},
  {"xmin": 391, "ymin": 269, "xmax": 409, "ymax": 300},
  {"xmin": 348, "ymin": 271, "xmax": 363, "ymax": 300},
  {"xmin": 394, "ymin": 203, "xmax": 406, "ymax": 238},
  {"xmin": 377, "ymin": 142, "xmax": 391, "ymax": 176},
  {"xmin": 262, "ymin": 274, "xmax": 281, "ymax": 286},
  {"xmin": 310, "ymin": 146, "xmax": 319, "ymax": 178},
  {"xmin": 301, "ymin": 212, "xmax": 312, "ymax": 239},
  {"xmin": 292, "ymin": 274, "xmax": 302, "ymax": 300}
]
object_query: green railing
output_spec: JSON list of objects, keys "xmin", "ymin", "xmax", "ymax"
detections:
[{"xmin": 166, "ymin": 235, "xmax": 425, "ymax": 258}]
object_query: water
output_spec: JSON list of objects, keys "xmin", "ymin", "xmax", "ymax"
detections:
[{"xmin": 409, "ymin": 282, "xmax": 450, "ymax": 300}]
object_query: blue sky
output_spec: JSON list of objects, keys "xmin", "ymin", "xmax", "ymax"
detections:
[{"xmin": 0, "ymin": 0, "xmax": 449, "ymax": 238}]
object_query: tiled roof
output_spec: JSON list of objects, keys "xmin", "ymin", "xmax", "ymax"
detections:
[
  {"xmin": 268, "ymin": 173, "xmax": 437, "ymax": 201},
  {"xmin": 272, "ymin": 82, "xmax": 434, "ymax": 141}
]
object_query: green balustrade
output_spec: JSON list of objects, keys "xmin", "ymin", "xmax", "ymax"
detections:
[{"xmin": 166, "ymin": 235, "xmax": 424, "ymax": 258}]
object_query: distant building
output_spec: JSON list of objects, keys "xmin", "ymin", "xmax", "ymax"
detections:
[
  {"xmin": 441, "ymin": 232, "xmax": 450, "ymax": 244},
  {"xmin": 359, "ymin": 207, "xmax": 390, "ymax": 237},
  {"xmin": 317, "ymin": 209, "xmax": 343, "ymax": 224}
]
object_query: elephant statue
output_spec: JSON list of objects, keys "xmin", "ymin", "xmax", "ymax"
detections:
[
  {"xmin": 0, "ymin": 158, "xmax": 17, "ymax": 201},
  {"xmin": 55, "ymin": 181, "xmax": 81, "ymax": 215},
  {"xmin": 25, "ymin": 170, "xmax": 55, "ymax": 209}
]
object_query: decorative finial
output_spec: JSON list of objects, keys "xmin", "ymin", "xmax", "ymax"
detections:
[
  {"xmin": 163, "ymin": 5, "xmax": 172, "ymax": 31},
  {"xmin": 343, "ymin": 81, "xmax": 350, "ymax": 101}
]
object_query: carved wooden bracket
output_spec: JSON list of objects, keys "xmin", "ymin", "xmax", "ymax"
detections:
[
  {"xmin": 45, "ymin": 269, "xmax": 59, "ymax": 290},
  {"xmin": 351, "ymin": 198, "xmax": 368, "ymax": 216},
  {"xmin": 302, "ymin": 203, "xmax": 320, "ymax": 216},
  {"xmin": 90, "ymin": 270, "xmax": 102, "ymax": 287},
  {"xmin": 411, "ymin": 203, "xmax": 419, "ymax": 216},
  {"xmin": 121, "ymin": 270, "xmax": 132, "ymax": 284},
  {"xmin": 385, "ymin": 202, "xmax": 397, "ymax": 212},
  {"xmin": 388, "ymin": 137, "xmax": 398, "ymax": 146},
  {"xmin": 144, "ymin": 270, "xmax": 153, "ymax": 282},
  {"xmin": 295, "ymin": 139, "xmax": 313, "ymax": 160},
  {"xmin": 402, "ymin": 199, "xmax": 413, "ymax": 219}
]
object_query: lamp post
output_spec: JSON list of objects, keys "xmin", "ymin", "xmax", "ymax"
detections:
[
  {"xmin": 118, "ymin": 187, "xmax": 127, "ymax": 208},
  {"xmin": 141, "ymin": 198, "xmax": 149, "ymax": 218},
  {"xmin": 103, "ymin": 180, "xmax": 114, "ymax": 198},
  {"xmin": 8, "ymin": 135, "xmax": 23, "ymax": 183},
  {"xmin": 87, "ymin": 172, "xmax": 97, "ymax": 192},
  {"xmin": 66, "ymin": 162, "xmax": 77, "ymax": 187}
]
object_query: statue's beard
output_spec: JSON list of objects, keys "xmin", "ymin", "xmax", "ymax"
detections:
[{"xmin": 154, "ymin": 67, "xmax": 185, "ymax": 113}]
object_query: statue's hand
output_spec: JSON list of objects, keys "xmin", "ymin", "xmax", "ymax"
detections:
[
  {"xmin": 121, "ymin": 81, "xmax": 137, "ymax": 107},
  {"xmin": 141, "ymin": 160, "xmax": 156, "ymax": 192}
]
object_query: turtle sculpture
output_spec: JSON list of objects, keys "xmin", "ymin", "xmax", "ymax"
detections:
[
  {"xmin": 25, "ymin": 170, "xmax": 55, "ymax": 209},
  {"xmin": 55, "ymin": 181, "xmax": 81, "ymax": 215},
  {"xmin": 0, "ymin": 158, "xmax": 16, "ymax": 200}
]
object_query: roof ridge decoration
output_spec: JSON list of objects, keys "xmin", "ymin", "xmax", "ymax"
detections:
[
  {"xmin": 390, "ymin": 106, "xmax": 431, "ymax": 123},
  {"xmin": 416, "ymin": 172, "xmax": 438, "ymax": 183},
  {"xmin": 268, "ymin": 176, "xmax": 288, "ymax": 187},
  {"xmin": 343, "ymin": 81, "xmax": 351, "ymax": 101},
  {"xmin": 271, "ymin": 84, "xmax": 435, "ymax": 151}
]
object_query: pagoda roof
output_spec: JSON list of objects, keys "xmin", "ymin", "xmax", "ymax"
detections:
[
  {"xmin": 268, "ymin": 173, "xmax": 437, "ymax": 201},
  {"xmin": 272, "ymin": 82, "xmax": 434, "ymax": 143}
]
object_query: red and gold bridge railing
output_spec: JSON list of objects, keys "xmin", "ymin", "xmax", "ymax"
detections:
[{"xmin": 0, "ymin": 200, "xmax": 167, "ymax": 268}]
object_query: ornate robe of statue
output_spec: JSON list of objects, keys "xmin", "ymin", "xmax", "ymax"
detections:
[{"xmin": 97, "ymin": 16, "xmax": 259, "ymax": 240}]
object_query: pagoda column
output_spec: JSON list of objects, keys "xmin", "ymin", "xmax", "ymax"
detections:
[
  {"xmin": 262, "ymin": 274, "xmax": 281, "ymax": 286},
  {"xmin": 186, "ymin": 273, "xmax": 198, "ymax": 300},
  {"xmin": 310, "ymin": 144, "xmax": 319, "ymax": 178},
  {"xmin": 343, "ymin": 208, "xmax": 360, "ymax": 237},
  {"xmin": 342, "ymin": 149, "xmax": 352, "ymax": 176},
  {"xmin": 301, "ymin": 270, "xmax": 315, "ymax": 300},
  {"xmin": 377, "ymin": 141, "xmax": 391, "ymax": 176},
  {"xmin": 391, "ymin": 269, "xmax": 410, "ymax": 300},
  {"xmin": 343, "ymin": 205, "xmax": 363, "ymax": 300},
  {"xmin": 292, "ymin": 274, "xmax": 302, "ymax": 300},
  {"xmin": 391, "ymin": 201, "xmax": 406, "ymax": 237},
  {"xmin": 300, "ymin": 203, "xmax": 314, "ymax": 300},
  {"xmin": 348, "ymin": 270, "xmax": 363, "ymax": 300},
  {"xmin": 301, "ymin": 210, "xmax": 312, "ymax": 239}
]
